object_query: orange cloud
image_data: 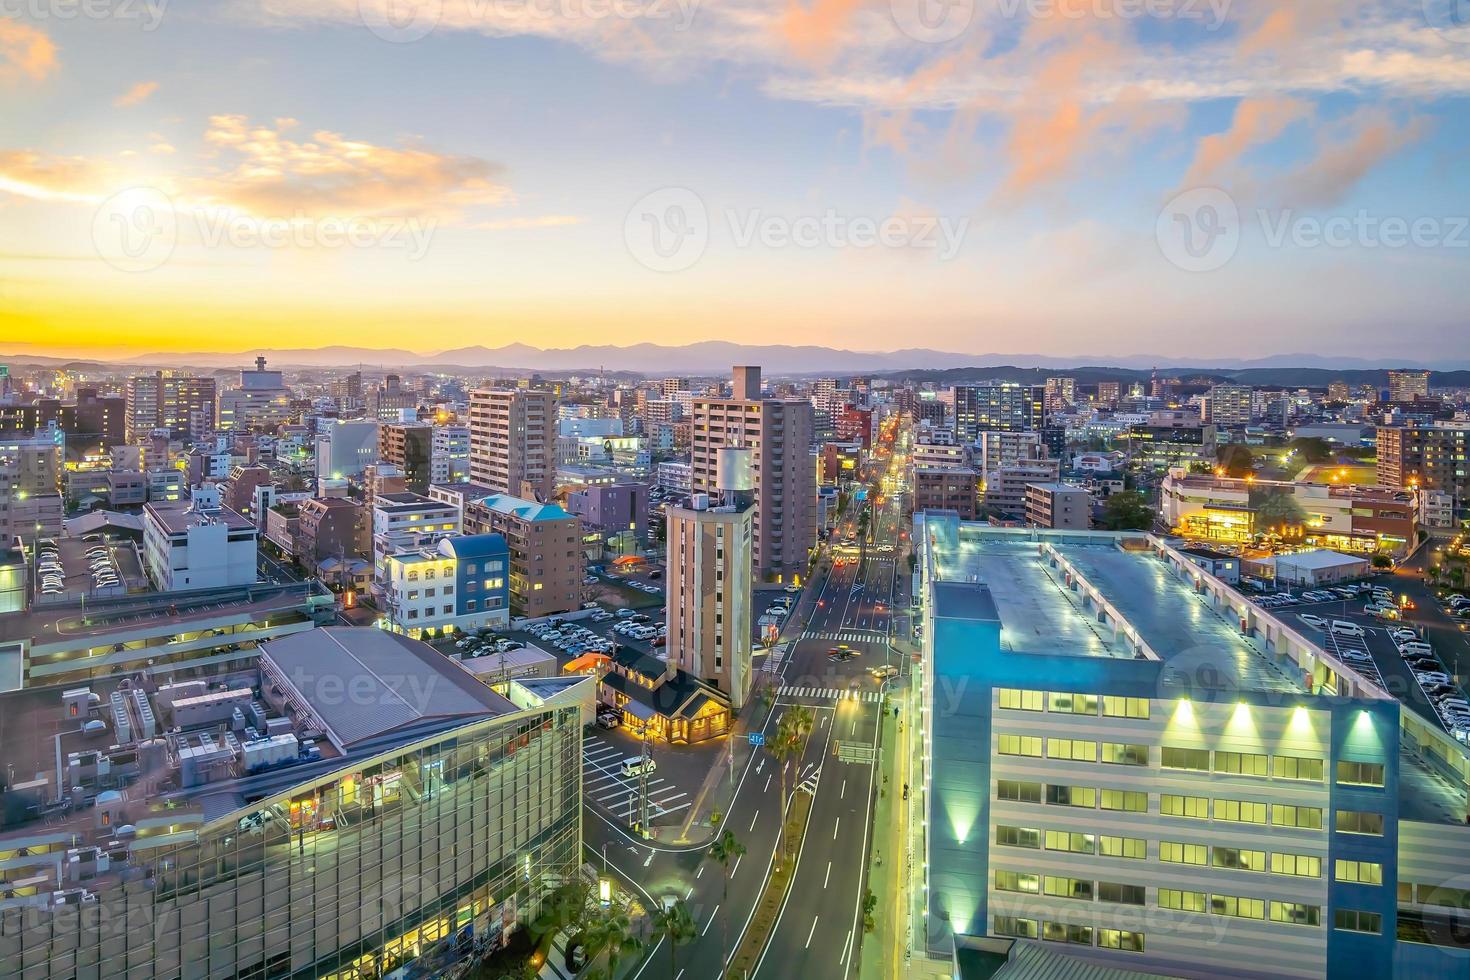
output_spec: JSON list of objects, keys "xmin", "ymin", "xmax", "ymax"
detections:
[
  {"xmin": 114, "ymin": 81, "xmax": 159, "ymax": 107},
  {"xmin": 1277, "ymin": 109, "xmax": 1429, "ymax": 209},
  {"xmin": 0, "ymin": 150, "xmax": 113, "ymax": 201},
  {"xmin": 1180, "ymin": 96, "xmax": 1310, "ymax": 189},
  {"xmin": 779, "ymin": 0, "xmax": 864, "ymax": 66},
  {"xmin": 0, "ymin": 18, "xmax": 57, "ymax": 83}
]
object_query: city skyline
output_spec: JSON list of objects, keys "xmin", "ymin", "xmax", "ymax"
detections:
[{"xmin": 2, "ymin": 1, "xmax": 1468, "ymax": 358}]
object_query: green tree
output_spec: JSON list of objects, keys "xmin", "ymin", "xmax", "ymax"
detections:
[
  {"xmin": 1371, "ymin": 554, "xmax": 1393, "ymax": 569},
  {"xmin": 532, "ymin": 878, "xmax": 594, "ymax": 943},
  {"xmin": 1100, "ymin": 491, "xmax": 1154, "ymax": 531},
  {"xmin": 771, "ymin": 705, "xmax": 815, "ymax": 864},
  {"xmin": 1286, "ymin": 436, "xmax": 1332, "ymax": 463},
  {"xmin": 649, "ymin": 898, "xmax": 697, "ymax": 980},
  {"xmin": 862, "ymin": 888, "xmax": 878, "ymax": 933},
  {"xmin": 706, "ymin": 830, "xmax": 747, "ymax": 978},
  {"xmin": 582, "ymin": 908, "xmax": 642, "ymax": 980},
  {"xmin": 1216, "ymin": 443, "xmax": 1256, "ymax": 478}
]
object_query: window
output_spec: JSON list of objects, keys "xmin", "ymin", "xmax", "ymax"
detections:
[
  {"xmin": 995, "ymin": 825, "xmax": 1040, "ymax": 849},
  {"xmin": 998, "ymin": 734, "xmax": 1043, "ymax": 757},
  {"xmin": 1044, "ymin": 830, "xmax": 1094, "ymax": 854},
  {"xmin": 1046, "ymin": 785, "xmax": 1097, "ymax": 808},
  {"xmin": 1098, "ymin": 881, "xmax": 1145, "ymax": 906},
  {"xmin": 1269, "ymin": 902, "xmax": 1321, "ymax": 927},
  {"xmin": 1101, "ymin": 742, "xmax": 1149, "ymax": 766},
  {"xmin": 1098, "ymin": 929, "xmax": 1145, "ymax": 952},
  {"xmin": 1042, "ymin": 921, "xmax": 1094, "ymax": 945},
  {"xmin": 1214, "ymin": 799, "xmax": 1269, "ymax": 824},
  {"xmin": 1272, "ymin": 804, "xmax": 1324, "ymax": 830},
  {"xmin": 1335, "ymin": 810, "xmax": 1385, "ymax": 836},
  {"xmin": 1160, "ymin": 841, "xmax": 1208, "ymax": 866},
  {"xmin": 994, "ymin": 870, "xmax": 1039, "ymax": 894},
  {"xmin": 1047, "ymin": 738, "xmax": 1097, "ymax": 762},
  {"xmin": 1334, "ymin": 909, "xmax": 1382, "ymax": 934},
  {"xmin": 1272, "ymin": 853, "xmax": 1322, "ymax": 878},
  {"xmin": 1102, "ymin": 696, "xmax": 1149, "ymax": 719},
  {"xmin": 1161, "ymin": 747, "xmax": 1210, "ymax": 771},
  {"xmin": 1159, "ymin": 889, "xmax": 1207, "ymax": 912},
  {"xmin": 997, "ymin": 780, "xmax": 1042, "ymax": 804},
  {"xmin": 1044, "ymin": 876, "xmax": 1093, "ymax": 901},
  {"xmin": 1048, "ymin": 692, "xmax": 1098, "ymax": 715},
  {"xmin": 1215, "ymin": 751, "xmax": 1269, "ymax": 777},
  {"xmin": 1099, "ymin": 836, "xmax": 1146, "ymax": 860},
  {"xmin": 1210, "ymin": 895, "xmax": 1265, "ymax": 920},
  {"xmin": 1332, "ymin": 859, "xmax": 1381, "ymax": 884},
  {"xmin": 1398, "ymin": 881, "xmax": 1413, "ymax": 903},
  {"xmin": 408, "ymin": 590, "xmax": 420, "ymax": 601},
  {"xmin": 998, "ymin": 688, "xmax": 1044, "ymax": 711},
  {"xmin": 993, "ymin": 916, "xmax": 1038, "ymax": 939},
  {"xmin": 1337, "ymin": 760, "xmax": 1386, "ymax": 787},
  {"xmin": 1160, "ymin": 794, "xmax": 1208, "ymax": 819},
  {"xmin": 1212, "ymin": 847, "xmax": 1266, "ymax": 872},
  {"xmin": 1273, "ymin": 755, "xmax": 1324, "ymax": 781}
]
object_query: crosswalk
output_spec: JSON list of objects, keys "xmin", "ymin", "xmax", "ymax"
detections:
[
  {"xmin": 801, "ymin": 630, "xmax": 886, "ymax": 643},
  {"xmin": 761, "ymin": 643, "xmax": 789, "ymax": 673},
  {"xmin": 779, "ymin": 685, "xmax": 884, "ymax": 704},
  {"xmin": 581, "ymin": 738, "xmax": 691, "ymax": 820}
]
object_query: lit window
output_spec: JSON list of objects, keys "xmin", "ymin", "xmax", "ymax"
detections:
[
  {"xmin": 1160, "ymin": 794, "xmax": 1208, "ymax": 819},
  {"xmin": 1334, "ymin": 860, "xmax": 1381, "ymax": 884},
  {"xmin": 1272, "ymin": 853, "xmax": 1322, "ymax": 878},
  {"xmin": 1269, "ymin": 901, "xmax": 1321, "ymax": 927},
  {"xmin": 1336, "ymin": 760, "xmax": 1385, "ymax": 787}
]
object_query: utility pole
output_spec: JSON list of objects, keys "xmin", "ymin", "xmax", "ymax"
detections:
[{"xmin": 637, "ymin": 735, "xmax": 651, "ymax": 836}]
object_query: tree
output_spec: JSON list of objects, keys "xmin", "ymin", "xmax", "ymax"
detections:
[
  {"xmin": 582, "ymin": 908, "xmax": 642, "ymax": 980},
  {"xmin": 1100, "ymin": 491, "xmax": 1154, "ymax": 531},
  {"xmin": 649, "ymin": 897, "xmax": 698, "ymax": 980},
  {"xmin": 1216, "ymin": 443, "xmax": 1256, "ymax": 478},
  {"xmin": 532, "ymin": 878, "xmax": 594, "ymax": 943},
  {"xmin": 862, "ymin": 888, "xmax": 878, "ymax": 933},
  {"xmin": 771, "ymin": 706, "xmax": 815, "ymax": 864},
  {"xmin": 1286, "ymin": 436, "xmax": 1332, "ymax": 463},
  {"xmin": 1250, "ymin": 486, "xmax": 1306, "ymax": 532},
  {"xmin": 706, "ymin": 830, "xmax": 747, "ymax": 978},
  {"xmin": 1371, "ymin": 554, "xmax": 1393, "ymax": 569}
]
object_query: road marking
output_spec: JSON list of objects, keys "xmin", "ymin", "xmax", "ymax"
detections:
[
  {"xmin": 696, "ymin": 865, "xmax": 704, "ymax": 879},
  {"xmin": 702, "ymin": 905, "xmax": 720, "ymax": 937},
  {"xmin": 763, "ymin": 774, "xmax": 771, "ymax": 793},
  {"xmin": 749, "ymin": 810, "xmax": 759, "ymax": 832},
  {"xmin": 732, "ymin": 854, "xmax": 742, "ymax": 878},
  {"xmin": 841, "ymin": 779, "xmax": 846, "ymax": 799},
  {"xmin": 834, "ymin": 817, "xmax": 840, "ymax": 839},
  {"xmin": 840, "ymin": 929, "xmax": 852, "ymax": 966},
  {"xmin": 804, "ymin": 916, "xmax": 819, "ymax": 949},
  {"xmin": 685, "ymin": 887, "xmax": 693, "ymax": 900},
  {"xmin": 824, "ymin": 861, "xmax": 831, "ymax": 887}
]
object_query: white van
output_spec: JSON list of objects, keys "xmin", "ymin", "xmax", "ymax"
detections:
[
  {"xmin": 1399, "ymin": 641, "xmax": 1434, "ymax": 657},
  {"xmin": 1331, "ymin": 621, "xmax": 1365, "ymax": 638},
  {"xmin": 621, "ymin": 757, "xmax": 656, "ymax": 778}
]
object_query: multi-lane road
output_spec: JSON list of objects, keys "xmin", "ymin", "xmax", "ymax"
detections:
[{"xmin": 588, "ymin": 438, "xmax": 909, "ymax": 980}]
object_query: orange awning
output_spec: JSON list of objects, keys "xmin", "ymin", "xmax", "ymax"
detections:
[{"xmin": 564, "ymin": 653, "xmax": 610, "ymax": 674}]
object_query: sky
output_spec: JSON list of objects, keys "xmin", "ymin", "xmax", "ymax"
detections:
[{"xmin": 1, "ymin": 0, "xmax": 1468, "ymax": 361}]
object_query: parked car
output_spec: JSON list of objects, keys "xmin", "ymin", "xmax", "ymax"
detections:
[
  {"xmin": 1298, "ymin": 614, "xmax": 1327, "ymax": 630},
  {"xmin": 1331, "ymin": 621, "xmax": 1365, "ymax": 637}
]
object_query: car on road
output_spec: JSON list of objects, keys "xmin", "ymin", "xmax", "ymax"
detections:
[
  {"xmin": 1331, "ymin": 621, "xmax": 1365, "ymax": 637},
  {"xmin": 867, "ymin": 664, "xmax": 898, "ymax": 679},
  {"xmin": 620, "ymin": 757, "xmax": 656, "ymax": 777}
]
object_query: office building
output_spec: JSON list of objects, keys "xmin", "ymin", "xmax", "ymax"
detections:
[
  {"xmin": 914, "ymin": 518, "xmax": 1470, "ymax": 978},
  {"xmin": 32, "ymin": 388, "xmax": 126, "ymax": 458},
  {"xmin": 1387, "ymin": 370, "xmax": 1431, "ymax": 403},
  {"xmin": 565, "ymin": 483, "xmax": 648, "ymax": 548},
  {"xmin": 296, "ymin": 496, "xmax": 370, "ymax": 573},
  {"xmin": 1044, "ymin": 377, "xmax": 1076, "ymax": 414},
  {"xmin": 1207, "ymin": 384, "xmax": 1254, "ymax": 430},
  {"xmin": 914, "ymin": 467, "xmax": 980, "ymax": 520},
  {"xmin": 125, "ymin": 371, "xmax": 216, "ymax": 442},
  {"xmin": 379, "ymin": 422, "xmax": 434, "ymax": 493},
  {"xmin": 431, "ymin": 423, "xmax": 471, "ymax": 485},
  {"xmin": 983, "ymin": 459, "xmax": 1061, "ymax": 518},
  {"xmin": 1024, "ymin": 482, "xmax": 1093, "ymax": 529},
  {"xmin": 382, "ymin": 533, "xmax": 511, "ymax": 637},
  {"xmin": 469, "ymin": 388, "xmax": 556, "ymax": 501},
  {"xmin": 1096, "ymin": 381, "xmax": 1122, "ymax": 408},
  {"xmin": 367, "ymin": 373, "xmax": 419, "ymax": 422},
  {"xmin": 371, "ymin": 492, "xmax": 460, "ymax": 586},
  {"xmin": 1128, "ymin": 421, "xmax": 1218, "ymax": 469},
  {"xmin": 216, "ymin": 356, "xmax": 293, "ymax": 431},
  {"xmin": 691, "ymin": 366, "xmax": 816, "ymax": 581},
  {"xmin": 315, "ymin": 418, "xmax": 380, "ymax": 481},
  {"xmin": 142, "ymin": 487, "xmax": 259, "ymax": 592},
  {"xmin": 0, "ymin": 627, "xmax": 581, "ymax": 978},
  {"xmin": 975, "ymin": 431, "xmax": 1044, "ymax": 491},
  {"xmin": 1377, "ymin": 424, "xmax": 1469, "ymax": 522},
  {"xmin": 464, "ymin": 494, "xmax": 581, "ymax": 619},
  {"xmin": 666, "ymin": 448, "xmax": 755, "ymax": 710},
  {"xmin": 952, "ymin": 384, "xmax": 1046, "ymax": 442}
]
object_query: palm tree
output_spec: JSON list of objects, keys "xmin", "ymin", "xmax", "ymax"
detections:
[
  {"xmin": 706, "ymin": 830, "xmax": 747, "ymax": 978},
  {"xmin": 533, "ymin": 878, "xmax": 593, "ymax": 943},
  {"xmin": 649, "ymin": 898, "xmax": 697, "ymax": 980},
  {"xmin": 771, "ymin": 705, "xmax": 815, "ymax": 865},
  {"xmin": 583, "ymin": 907, "xmax": 642, "ymax": 980},
  {"xmin": 857, "ymin": 507, "xmax": 872, "ymax": 568}
]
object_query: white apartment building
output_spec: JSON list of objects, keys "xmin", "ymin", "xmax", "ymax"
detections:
[{"xmin": 142, "ymin": 487, "xmax": 259, "ymax": 592}]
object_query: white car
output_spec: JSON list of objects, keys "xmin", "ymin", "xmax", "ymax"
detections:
[
  {"xmin": 1298, "ymin": 614, "xmax": 1327, "ymax": 630},
  {"xmin": 1416, "ymin": 672, "xmax": 1452, "ymax": 686},
  {"xmin": 1331, "ymin": 621, "xmax": 1365, "ymax": 637}
]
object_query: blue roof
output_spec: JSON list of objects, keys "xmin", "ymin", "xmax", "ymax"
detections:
[
  {"xmin": 443, "ymin": 532, "xmax": 509, "ymax": 559},
  {"xmin": 481, "ymin": 494, "xmax": 572, "ymax": 522}
]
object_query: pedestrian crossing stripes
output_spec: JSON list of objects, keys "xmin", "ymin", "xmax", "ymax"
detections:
[
  {"xmin": 800, "ymin": 630, "xmax": 886, "ymax": 643},
  {"xmin": 778, "ymin": 685, "xmax": 884, "ymax": 704}
]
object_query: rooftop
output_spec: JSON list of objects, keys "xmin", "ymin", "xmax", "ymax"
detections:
[
  {"xmin": 143, "ymin": 499, "xmax": 255, "ymax": 535},
  {"xmin": 479, "ymin": 493, "xmax": 573, "ymax": 523}
]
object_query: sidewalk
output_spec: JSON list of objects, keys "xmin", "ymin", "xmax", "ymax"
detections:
[{"xmin": 857, "ymin": 688, "xmax": 902, "ymax": 980}]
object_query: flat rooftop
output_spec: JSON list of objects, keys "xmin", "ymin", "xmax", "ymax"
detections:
[
  {"xmin": 144, "ymin": 500, "xmax": 255, "ymax": 534},
  {"xmin": 930, "ymin": 527, "xmax": 1301, "ymax": 693}
]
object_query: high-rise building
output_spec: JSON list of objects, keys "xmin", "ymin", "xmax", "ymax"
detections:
[
  {"xmin": 666, "ymin": 447, "xmax": 755, "ymax": 709},
  {"xmin": 125, "ymin": 371, "xmax": 217, "ymax": 442},
  {"xmin": 35, "ymin": 388, "xmax": 126, "ymax": 457},
  {"xmin": 952, "ymin": 383, "xmax": 1046, "ymax": 442},
  {"xmin": 1044, "ymin": 377, "xmax": 1076, "ymax": 414},
  {"xmin": 691, "ymin": 366, "xmax": 816, "ymax": 580},
  {"xmin": 1096, "ymin": 381, "xmax": 1122, "ymax": 407},
  {"xmin": 1377, "ymin": 423, "xmax": 1469, "ymax": 520},
  {"xmin": 468, "ymin": 388, "xmax": 556, "ymax": 501},
  {"xmin": 378, "ymin": 422, "xmax": 434, "ymax": 493},
  {"xmin": 464, "ymin": 494, "xmax": 581, "ymax": 618},
  {"xmin": 1207, "ymin": 384, "xmax": 1254, "ymax": 430},
  {"xmin": 368, "ymin": 373, "xmax": 419, "ymax": 422},
  {"xmin": 1387, "ymin": 370, "xmax": 1431, "ymax": 403},
  {"xmin": 1327, "ymin": 380, "xmax": 1352, "ymax": 403},
  {"xmin": 315, "ymin": 418, "xmax": 380, "ymax": 481},
  {"xmin": 216, "ymin": 356, "xmax": 293, "ymax": 431}
]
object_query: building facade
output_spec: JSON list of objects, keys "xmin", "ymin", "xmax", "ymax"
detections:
[
  {"xmin": 382, "ymin": 533, "xmax": 511, "ymax": 637},
  {"xmin": 952, "ymin": 384, "xmax": 1046, "ymax": 442},
  {"xmin": 464, "ymin": 495, "xmax": 581, "ymax": 619},
  {"xmin": 125, "ymin": 371, "xmax": 217, "ymax": 442},
  {"xmin": 468, "ymin": 388, "xmax": 556, "ymax": 501}
]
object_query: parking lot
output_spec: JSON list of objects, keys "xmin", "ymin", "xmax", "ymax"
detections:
[{"xmin": 582, "ymin": 732, "xmax": 697, "ymax": 824}]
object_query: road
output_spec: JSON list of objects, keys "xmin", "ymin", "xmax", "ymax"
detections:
[{"xmin": 596, "ymin": 421, "xmax": 910, "ymax": 980}]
